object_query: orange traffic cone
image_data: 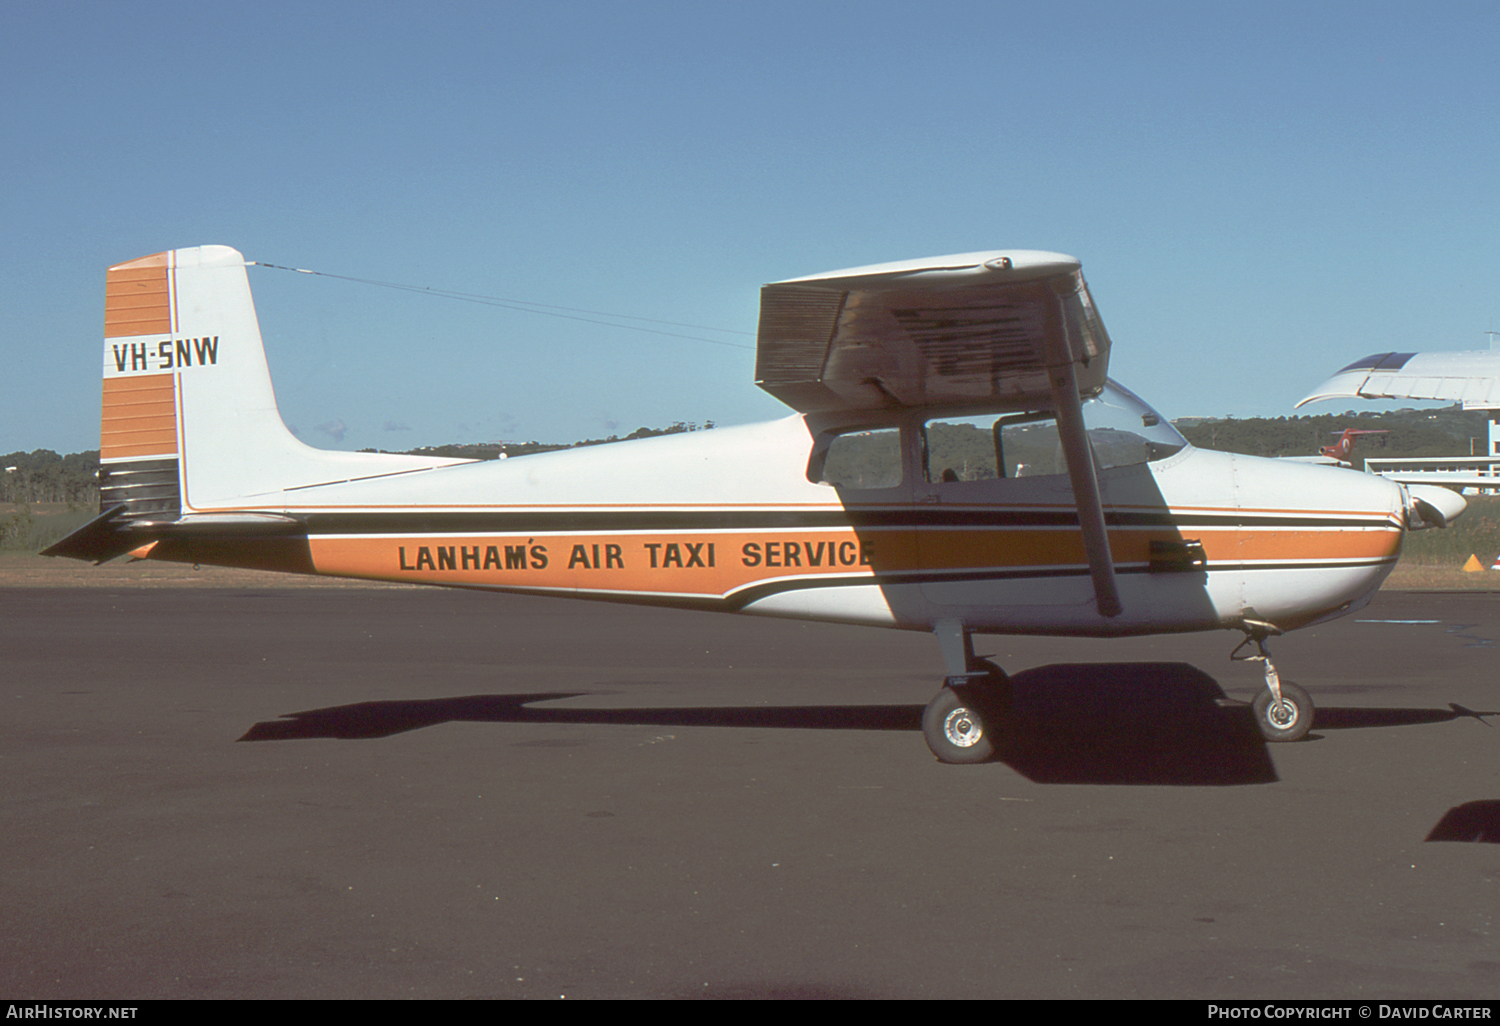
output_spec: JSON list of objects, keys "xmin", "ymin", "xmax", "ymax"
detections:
[{"xmin": 1463, "ymin": 554, "xmax": 1485, "ymax": 572}]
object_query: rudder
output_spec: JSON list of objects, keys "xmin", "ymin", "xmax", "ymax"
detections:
[{"xmin": 100, "ymin": 249, "xmax": 185, "ymax": 519}]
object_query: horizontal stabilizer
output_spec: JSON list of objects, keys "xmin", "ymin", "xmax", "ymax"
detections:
[{"xmin": 41, "ymin": 506, "xmax": 138, "ymax": 564}]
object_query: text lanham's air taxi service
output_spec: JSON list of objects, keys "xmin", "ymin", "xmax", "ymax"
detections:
[{"xmin": 46, "ymin": 246, "xmax": 1467, "ymax": 762}]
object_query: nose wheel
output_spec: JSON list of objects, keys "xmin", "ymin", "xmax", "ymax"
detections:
[
  {"xmin": 1233, "ymin": 624, "xmax": 1315, "ymax": 742},
  {"xmin": 1250, "ymin": 680, "xmax": 1313, "ymax": 742}
]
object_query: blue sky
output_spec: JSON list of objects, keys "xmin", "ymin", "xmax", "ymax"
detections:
[{"xmin": 4, "ymin": 1, "xmax": 1499, "ymax": 455}]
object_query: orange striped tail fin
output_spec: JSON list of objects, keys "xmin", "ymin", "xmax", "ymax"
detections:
[{"xmin": 46, "ymin": 245, "xmax": 476, "ymax": 564}]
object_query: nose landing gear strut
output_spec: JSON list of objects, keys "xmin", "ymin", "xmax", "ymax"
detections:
[{"xmin": 1233, "ymin": 621, "xmax": 1314, "ymax": 742}]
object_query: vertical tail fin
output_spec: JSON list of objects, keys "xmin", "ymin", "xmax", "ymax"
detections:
[{"xmin": 99, "ymin": 245, "xmax": 464, "ymax": 516}]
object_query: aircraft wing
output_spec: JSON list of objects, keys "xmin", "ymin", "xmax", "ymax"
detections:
[
  {"xmin": 755, "ymin": 250, "xmax": 1110, "ymax": 414},
  {"xmin": 1296, "ymin": 350, "xmax": 1500, "ymax": 408}
]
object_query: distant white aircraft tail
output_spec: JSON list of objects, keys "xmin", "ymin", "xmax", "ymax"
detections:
[{"xmin": 97, "ymin": 245, "xmax": 462, "ymax": 519}]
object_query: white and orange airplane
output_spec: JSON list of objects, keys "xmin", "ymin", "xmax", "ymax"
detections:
[
  {"xmin": 1282, "ymin": 428, "xmax": 1391, "ymax": 467},
  {"xmin": 46, "ymin": 246, "xmax": 1467, "ymax": 761},
  {"xmin": 1320, "ymin": 428, "xmax": 1388, "ymax": 464}
]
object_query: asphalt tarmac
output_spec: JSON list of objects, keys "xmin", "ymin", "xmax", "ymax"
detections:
[{"xmin": 2, "ymin": 584, "xmax": 1498, "ymax": 1000}]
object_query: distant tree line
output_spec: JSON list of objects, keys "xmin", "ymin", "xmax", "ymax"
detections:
[
  {"xmin": 1174, "ymin": 406, "xmax": 1490, "ymax": 468},
  {"xmin": 1, "ymin": 450, "xmax": 100, "ymax": 505},
  {"xmin": 363, "ymin": 420, "xmax": 716, "ymax": 461},
  {"xmin": 1, "ymin": 423, "xmax": 721, "ymax": 506},
  {"xmin": 6, "ymin": 407, "xmax": 1487, "ymax": 509}
]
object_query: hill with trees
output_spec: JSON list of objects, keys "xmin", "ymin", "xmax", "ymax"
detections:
[
  {"xmin": 1173, "ymin": 405, "xmax": 1489, "ymax": 466},
  {"xmin": 6, "ymin": 407, "xmax": 1489, "ymax": 510},
  {"xmin": 5, "ymin": 410, "xmax": 1494, "ymax": 561},
  {"xmin": 2, "ymin": 449, "xmax": 101, "ymax": 505}
]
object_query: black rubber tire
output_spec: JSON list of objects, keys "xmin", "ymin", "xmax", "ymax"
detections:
[
  {"xmin": 1250, "ymin": 681, "xmax": 1314, "ymax": 742},
  {"xmin": 922, "ymin": 684, "xmax": 1000, "ymax": 764}
]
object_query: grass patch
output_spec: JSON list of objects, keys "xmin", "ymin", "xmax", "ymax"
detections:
[
  {"xmin": 1397, "ymin": 494, "xmax": 1500, "ymax": 568},
  {"xmin": 0, "ymin": 503, "xmax": 95, "ymax": 552}
]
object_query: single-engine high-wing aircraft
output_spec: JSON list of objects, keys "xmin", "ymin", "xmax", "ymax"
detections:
[{"xmin": 46, "ymin": 246, "xmax": 1466, "ymax": 761}]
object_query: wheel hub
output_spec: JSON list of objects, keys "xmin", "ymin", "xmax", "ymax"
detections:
[
  {"xmin": 942, "ymin": 707, "xmax": 983, "ymax": 747},
  {"xmin": 1268, "ymin": 698, "xmax": 1299, "ymax": 729}
]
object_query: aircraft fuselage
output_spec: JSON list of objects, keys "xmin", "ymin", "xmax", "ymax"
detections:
[{"xmin": 141, "ymin": 396, "xmax": 1407, "ymax": 640}]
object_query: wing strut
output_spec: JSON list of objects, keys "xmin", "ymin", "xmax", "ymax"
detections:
[{"xmin": 1048, "ymin": 360, "xmax": 1123, "ymax": 618}]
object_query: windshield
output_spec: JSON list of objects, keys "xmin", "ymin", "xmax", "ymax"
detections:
[{"xmin": 1079, "ymin": 380, "xmax": 1188, "ymax": 466}]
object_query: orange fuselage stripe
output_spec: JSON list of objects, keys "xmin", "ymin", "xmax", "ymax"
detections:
[{"xmin": 303, "ymin": 522, "xmax": 1402, "ymax": 597}]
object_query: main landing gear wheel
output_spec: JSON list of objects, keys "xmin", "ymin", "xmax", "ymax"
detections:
[
  {"xmin": 922, "ymin": 684, "xmax": 1002, "ymax": 764},
  {"xmin": 1250, "ymin": 681, "xmax": 1313, "ymax": 742}
]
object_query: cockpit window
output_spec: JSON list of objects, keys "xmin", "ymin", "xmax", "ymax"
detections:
[
  {"xmin": 810, "ymin": 425, "xmax": 903, "ymax": 489},
  {"xmin": 922, "ymin": 381, "xmax": 1186, "ymax": 483},
  {"xmin": 924, "ymin": 412, "xmax": 1062, "ymax": 481}
]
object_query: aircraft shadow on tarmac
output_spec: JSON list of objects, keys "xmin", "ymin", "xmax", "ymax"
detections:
[
  {"xmin": 238, "ymin": 662, "xmax": 1496, "ymax": 788},
  {"xmin": 1426, "ymin": 800, "xmax": 1500, "ymax": 844}
]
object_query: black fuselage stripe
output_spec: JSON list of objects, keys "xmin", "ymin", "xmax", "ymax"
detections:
[{"xmin": 294, "ymin": 509, "xmax": 1396, "ymax": 535}]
